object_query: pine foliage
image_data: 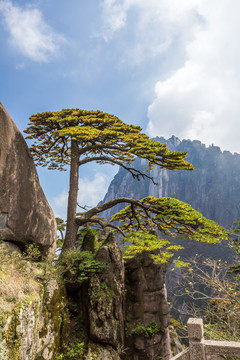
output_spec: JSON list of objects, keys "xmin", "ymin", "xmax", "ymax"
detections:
[{"xmin": 24, "ymin": 109, "xmax": 193, "ymax": 174}]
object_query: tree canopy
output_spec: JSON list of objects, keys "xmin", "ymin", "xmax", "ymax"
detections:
[{"xmin": 24, "ymin": 109, "xmax": 193, "ymax": 174}]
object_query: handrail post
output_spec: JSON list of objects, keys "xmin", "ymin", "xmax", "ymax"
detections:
[{"xmin": 187, "ymin": 318, "xmax": 206, "ymax": 360}]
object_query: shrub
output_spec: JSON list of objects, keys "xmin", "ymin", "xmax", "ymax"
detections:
[
  {"xmin": 55, "ymin": 341, "xmax": 85, "ymax": 360},
  {"xmin": 128, "ymin": 321, "xmax": 164, "ymax": 338},
  {"xmin": 57, "ymin": 249, "xmax": 104, "ymax": 286}
]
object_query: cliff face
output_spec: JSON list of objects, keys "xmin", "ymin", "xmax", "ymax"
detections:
[{"xmin": 101, "ymin": 136, "xmax": 240, "ymax": 228}]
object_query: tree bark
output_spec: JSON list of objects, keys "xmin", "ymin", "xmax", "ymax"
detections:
[{"xmin": 63, "ymin": 138, "xmax": 79, "ymax": 250}]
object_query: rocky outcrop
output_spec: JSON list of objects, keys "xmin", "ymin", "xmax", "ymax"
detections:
[
  {"xmin": 0, "ymin": 103, "xmax": 56, "ymax": 259},
  {"xmin": 85, "ymin": 234, "xmax": 172, "ymax": 360},
  {"xmin": 0, "ymin": 231, "xmax": 173, "ymax": 359},
  {"xmin": 87, "ymin": 233, "xmax": 125, "ymax": 358},
  {"xmin": 0, "ymin": 258, "xmax": 66, "ymax": 360},
  {"xmin": 125, "ymin": 251, "xmax": 172, "ymax": 360},
  {"xmin": 74, "ymin": 233, "xmax": 172, "ymax": 360},
  {"xmin": 0, "ymin": 240, "xmax": 21, "ymax": 254}
]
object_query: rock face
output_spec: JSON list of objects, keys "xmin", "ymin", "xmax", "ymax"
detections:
[
  {"xmin": 0, "ymin": 265, "xmax": 66, "ymax": 360},
  {"xmin": 86, "ymin": 341, "xmax": 122, "ymax": 360},
  {"xmin": 36, "ymin": 278, "xmax": 67, "ymax": 360},
  {"xmin": 86, "ymin": 235, "xmax": 172, "ymax": 359},
  {"xmin": 0, "ymin": 291, "xmax": 43, "ymax": 360},
  {"xmin": 87, "ymin": 233, "xmax": 125, "ymax": 359},
  {"xmin": 0, "ymin": 103, "xmax": 56, "ymax": 258},
  {"xmin": 125, "ymin": 252, "xmax": 172, "ymax": 360}
]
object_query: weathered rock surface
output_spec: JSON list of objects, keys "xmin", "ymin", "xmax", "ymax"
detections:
[
  {"xmin": 36, "ymin": 278, "xmax": 67, "ymax": 360},
  {"xmin": 86, "ymin": 341, "xmax": 121, "ymax": 360},
  {"xmin": 125, "ymin": 252, "xmax": 172, "ymax": 360},
  {"xmin": 88, "ymin": 233, "xmax": 125, "ymax": 352},
  {"xmin": 0, "ymin": 293, "xmax": 43, "ymax": 360},
  {"xmin": 0, "ymin": 264, "xmax": 66, "ymax": 360},
  {"xmin": 0, "ymin": 103, "xmax": 56, "ymax": 258},
  {"xmin": 0, "ymin": 240, "xmax": 21, "ymax": 254},
  {"xmin": 169, "ymin": 326, "xmax": 184, "ymax": 357}
]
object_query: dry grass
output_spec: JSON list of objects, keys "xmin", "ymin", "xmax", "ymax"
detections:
[{"xmin": 0, "ymin": 249, "xmax": 43, "ymax": 312}]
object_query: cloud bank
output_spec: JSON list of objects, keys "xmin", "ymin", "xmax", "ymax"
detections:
[
  {"xmin": 0, "ymin": 1, "xmax": 65, "ymax": 62},
  {"xmin": 147, "ymin": 1, "xmax": 240, "ymax": 152}
]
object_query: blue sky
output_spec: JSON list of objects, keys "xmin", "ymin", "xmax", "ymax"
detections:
[{"xmin": 1, "ymin": 0, "xmax": 240, "ymax": 218}]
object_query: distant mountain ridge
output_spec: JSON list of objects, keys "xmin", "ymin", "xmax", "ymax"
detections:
[{"xmin": 101, "ymin": 135, "xmax": 240, "ymax": 228}]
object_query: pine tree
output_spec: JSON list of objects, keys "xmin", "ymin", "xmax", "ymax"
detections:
[{"xmin": 24, "ymin": 108, "xmax": 228, "ymax": 254}]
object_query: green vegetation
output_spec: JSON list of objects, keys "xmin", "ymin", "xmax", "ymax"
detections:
[
  {"xmin": 23, "ymin": 243, "xmax": 42, "ymax": 261},
  {"xmin": 55, "ymin": 340, "xmax": 85, "ymax": 360},
  {"xmin": 0, "ymin": 243, "xmax": 70, "ymax": 360},
  {"xmin": 113, "ymin": 196, "xmax": 228, "ymax": 264},
  {"xmin": 173, "ymin": 252, "xmax": 240, "ymax": 343},
  {"xmin": 57, "ymin": 248, "xmax": 104, "ymax": 285},
  {"xmin": 56, "ymin": 227, "xmax": 105, "ymax": 286},
  {"xmin": 128, "ymin": 321, "xmax": 164, "ymax": 338}
]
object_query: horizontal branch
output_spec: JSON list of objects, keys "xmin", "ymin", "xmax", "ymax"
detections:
[{"xmin": 75, "ymin": 197, "xmax": 145, "ymax": 225}]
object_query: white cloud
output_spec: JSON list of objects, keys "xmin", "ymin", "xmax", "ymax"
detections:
[
  {"xmin": 147, "ymin": 0, "xmax": 240, "ymax": 153},
  {"xmin": 0, "ymin": 1, "xmax": 65, "ymax": 62},
  {"xmin": 100, "ymin": 0, "xmax": 202, "ymax": 64},
  {"xmin": 52, "ymin": 173, "xmax": 110, "ymax": 220},
  {"xmin": 52, "ymin": 189, "xmax": 68, "ymax": 219},
  {"xmin": 100, "ymin": 0, "xmax": 128, "ymax": 41},
  {"xmin": 100, "ymin": 0, "xmax": 200, "ymax": 40},
  {"xmin": 78, "ymin": 173, "xmax": 109, "ymax": 209}
]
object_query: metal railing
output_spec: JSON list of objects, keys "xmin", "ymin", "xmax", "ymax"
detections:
[{"xmin": 171, "ymin": 318, "xmax": 240, "ymax": 360}]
